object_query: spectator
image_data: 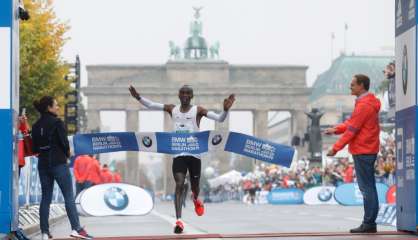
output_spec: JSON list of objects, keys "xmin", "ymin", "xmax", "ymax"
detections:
[
  {"xmin": 343, "ymin": 162, "xmax": 354, "ymax": 183},
  {"xmin": 383, "ymin": 62, "xmax": 395, "ymax": 79},
  {"xmin": 112, "ymin": 170, "xmax": 122, "ymax": 183},
  {"xmin": 31, "ymin": 96, "xmax": 92, "ymax": 239},
  {"xmin": 73, "ymin": 155, "xmax": 92, "ymax": 195},
  {"xmin": 100, "ymin": 164, "xmax": 114, "ymax": 183},
  {"xmin": 84, "ymin": 155, "xmax": 102, "ymax": 187},
  {"xmin": 248, "ymin": 180, "xmax": 258, "ymax": 204},
  {"xmin": 325, "ymin": 74, "xmax": 381, "ymax": 233}
]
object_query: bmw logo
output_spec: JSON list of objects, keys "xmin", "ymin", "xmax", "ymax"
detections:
[
  {"xmin": 317, "ymin": 188, "xmax": 332, "ymax": 202},
  {"xmin": 104, "ymin": 187, "xmax": 129, "ymax": 211},
  {"xmin": 211, "ymin": 134, "xmax": 222, "ymax": 145},
  {"xmin": 402, "ymin": 45, "xmax": 408, "ymax": 95},
  {"xmin": 142, "ymin": 136, "xmax": 152, "ymax": 148}
]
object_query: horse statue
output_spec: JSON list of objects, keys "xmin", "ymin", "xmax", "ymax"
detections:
[
  {"xmin": 169, "ymin": 41, "xmax": 181, "ymax": 59},
  {"xmin": 209, "ymin": 41, "xmax": 220, "ymax": 59}
]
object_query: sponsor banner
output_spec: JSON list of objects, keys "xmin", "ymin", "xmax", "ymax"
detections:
[
  {"xmin": 73, "ymin": 131, "xmax": 295, "ymax": 167},
  {"xmin": 386, "ymin": 185, "xmax": 396, "ymax": 204},
  {"xmin": 395, "ymin": 0, "xmax": 416, "ymax": 37},
  {"xmin": 135, "ymin": 132, "xmax": 158, "ymax": 152},
  {"xmin": 267, "ymin": 188, "xmax": 304, "ymax": 205},
  {"xmin": 224, "ymin": 132, "xmax": 294, "ymax": 168},
  {"xmin": 137, "ymin": 131, "xmax": 228, "ymax": 154},
  {"xmin": 155, "ymin": 131, "xmax": 209, "ymax": 154},
  {"xmin": 334, "ymin": 183, "xmax": 389, "ymax": 206},
  {"xmin": 73, "ymin": 132, "xmax": 139, "ymax": 155},
  {"xmin": 208, "ymin": 131, "xmax": 228, "ymax": 151},
  {"xmin": 388, "ymin": 76, "xmax": 396, "ymax": 108},
  {"xmin": 395, "ymin": 25, "xmax": 416, "ymax": 111},
  {"xmin": 303, "ymin": 186, "xmax": 338, "ymax": 205},
  {"xmin": 258, "ymin": 190, "xmax": 270, "ymax": 204},
  {"xmin": 395, "ymin": 107, "xmax": 416, "ymax": 231},
  {"xmin": 75, "ymin": 183, "xmax": 153, "ymax": 217},
  {"xmin": 376, "ymin": 204, "xmax": 397, "ymax": 226},
  {"xmin": 395, "ymin": 2, "xmax": 417, "ymax": 231}
]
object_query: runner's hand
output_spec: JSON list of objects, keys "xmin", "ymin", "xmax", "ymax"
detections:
[
  {"xmin": 223, "ymin": 94, "xmax": 235, "ymax": 111},
  {"xmin": 129, "ymin": 85, "xmax": 141, "ymax": 100}
]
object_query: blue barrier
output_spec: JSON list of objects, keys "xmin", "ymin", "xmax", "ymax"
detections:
[
  {"xmin": 334, "ymin": 182, "xmax": 389, "ymax": 206},
  {"xmin": 376, "ymin": 204, "xmax": 396, "ymax": 226},
  {"xmin": 267, "ymin": 188, "xmax": 304, "ymax": 205},
  {"xmin": 28, "ymin": 157, "xmax": 41, "ymax": 204},
  {"xmin": 18, "ymin": 157, "xmax": 65, "ymax": 206},
  {"xmin": 18, "ymin": 171, "xmax": 26, "ymax": 207}
]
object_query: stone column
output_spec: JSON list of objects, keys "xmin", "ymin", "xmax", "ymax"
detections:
[
  {"xmin": 253, "ymin": 109, "xmax": 268, "ymax": 139},
  {"xmin": 125, "ymin": 110, "xmax": 139, "ymax": 186},
  {"xmin": 163, "ymin": 112, "xmax": 174, "ymax": 195},
  {"xmin": 86, "ymin": 109, "xmax": 101, "ymax": 133},
  {"xmin": 215, "ymin": 114, "xmax": 230, "ymax": 173},
  {"xmin": 253, "ymin": 109, "xmax": 268, "ymax": 170}
]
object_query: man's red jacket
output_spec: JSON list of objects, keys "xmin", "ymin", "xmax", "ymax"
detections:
[{"xmin": 333, "ymin": 93, "xmax": 381, "ymax": 155}]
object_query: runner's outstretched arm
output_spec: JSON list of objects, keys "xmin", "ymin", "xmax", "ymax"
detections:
[
  {"xmin": 199, "ymin": 94, "xmax": 235, "ymax": 122},
  {"xmin": 129, "ymin": 85, "xmax": 174, "ymax": 113}
]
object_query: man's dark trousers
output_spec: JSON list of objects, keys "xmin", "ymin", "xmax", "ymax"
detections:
[{"xmin": 353, "ymin": 154, "xmax": 379, "ymax": 227}]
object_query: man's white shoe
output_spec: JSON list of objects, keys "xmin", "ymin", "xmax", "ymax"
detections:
[{"xmin": 41, "ymin": 233, "xmax": 52, "ymax": 240}]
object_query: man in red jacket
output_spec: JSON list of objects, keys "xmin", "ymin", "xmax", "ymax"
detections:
[
  {"xmin": 73, "ymin": 155, "xmax": 92, "ymax": 195},
  {"xmin": 325, "ymin": 74, "xmax": 380, "ymax": 233},
  {"xmin": 112, "ymin": 170, "xmax": 122, "ymax": 183},
  {"xmin": 100, "ymin": 164, "xmax": 113, "ymax": 183},
  {"xmin": 85, "ymin": 155, "xmax": 102, "ymax": 187}
]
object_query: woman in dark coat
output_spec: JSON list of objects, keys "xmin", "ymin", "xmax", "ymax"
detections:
[{"xmin": 32, "ymin": 96, "xmax": 93, "ymax": 240}]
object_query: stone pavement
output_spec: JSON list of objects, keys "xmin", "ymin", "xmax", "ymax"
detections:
[{"xmin": 29, "ymin": 201, "xmax": 416, "ymax": 239}]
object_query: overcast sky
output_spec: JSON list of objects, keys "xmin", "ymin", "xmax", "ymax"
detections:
[
  {"xmin": 51, "ymin": 0, "xmax": 395, "ymax": 161},
  {"xmin": 53, "ymin": 0, "xmax": 394, "ymax": 86}
]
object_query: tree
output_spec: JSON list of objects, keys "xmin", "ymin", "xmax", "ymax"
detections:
[{"xmin": 20, "ymin": 0, "xmax": 70, "ymax": 124}]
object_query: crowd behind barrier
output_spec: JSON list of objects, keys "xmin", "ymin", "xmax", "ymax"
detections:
[
  {"xmin": 202, "ymin": 131, "xmax": 396, "ymax": 204},
  {"xmin": 18, "ymin": 155, "xmax": 122, "ymax": 207}
]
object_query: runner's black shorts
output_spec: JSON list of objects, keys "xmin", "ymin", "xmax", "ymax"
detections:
[{"xmin": 172, "ymin": 156, "xmax": 201, "ymax": 179}]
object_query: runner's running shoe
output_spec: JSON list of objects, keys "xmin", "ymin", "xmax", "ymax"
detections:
[{"xmin": 174, "ymin": 220, "xmax": 184, "ymax": 234}]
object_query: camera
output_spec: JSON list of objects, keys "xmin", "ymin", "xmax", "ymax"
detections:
[{"xmin": 18, "ymin": 1, "xmax": 30, "ymax": 21}]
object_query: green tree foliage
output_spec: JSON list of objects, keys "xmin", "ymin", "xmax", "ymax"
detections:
[{"xmin": 20, "ymin": 0, "xmax": 70, "ymax": 124}]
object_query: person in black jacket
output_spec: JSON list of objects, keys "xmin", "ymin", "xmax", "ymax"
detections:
[{"xmin": 31, "ymin": 96, "xmax": 93, "ymax": 240}]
